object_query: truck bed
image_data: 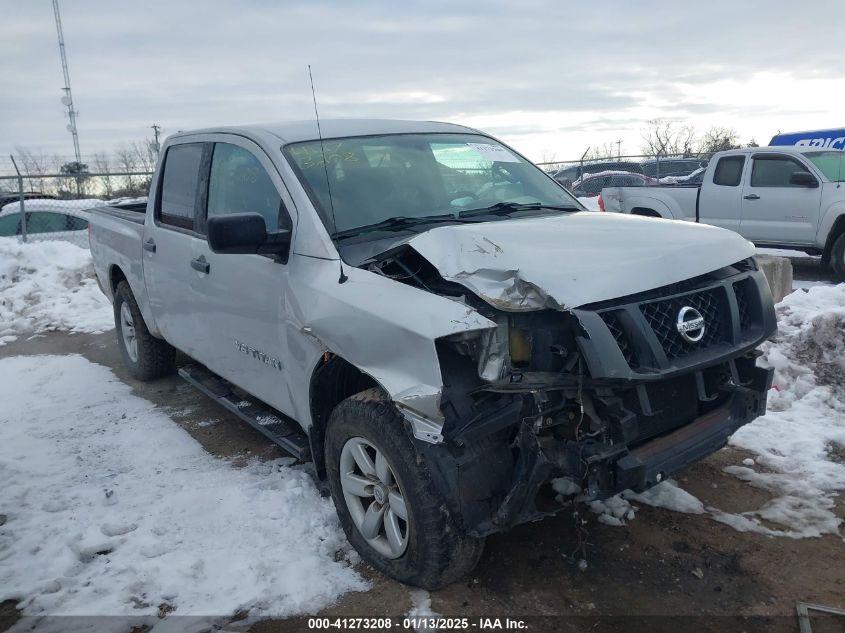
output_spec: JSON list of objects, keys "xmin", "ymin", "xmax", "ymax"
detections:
[
  {"xmin": 91, "ymin": 201, "xmax": 147, "ymax": 224},
  {"xmin": 88, "ymin": 203, "xmax": 149, "ymax": 311},
  {"xmin": 601, "ymin": 184, "xmax": 700, "ymax": 220}
]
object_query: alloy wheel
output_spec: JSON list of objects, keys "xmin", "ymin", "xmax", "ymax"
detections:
[
  {"xmin": 339, "ymin": 436, "xmax": 409, "ymax": 559},
  {"xmin": 120, "ymin": 302, "xmax": 138, "ymax": 363}
]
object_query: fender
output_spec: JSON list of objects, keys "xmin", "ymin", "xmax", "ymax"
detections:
[
  {"xmin": 281, "ymin": 254, "xmax": 496, "ymax": 430},
  {"xmin": 817, "ymin": 202, "xmax": 845, "ymax": 252},
  {"xmin": 622, "ymin": 194, "xmax": 677, "ymax": 219}
]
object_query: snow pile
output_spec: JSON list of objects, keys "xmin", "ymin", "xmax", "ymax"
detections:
[
  {"xmin": 0, "ymin": 237, "xmax": 113, "ymax": 345},
  {"xmin": 625, "ymin": 481, "xmax": 706, "ymax": 515},
  {"xmin": 0, "ymin": 355, "xmax": 366, "ymax": 621},
  {"xmin": 406, "ymin": 589, "xmax": 439, "ymax": 633},
  {"xmin": 588, "ymin": 495, "xmax": 636, "ymax": 527},
  {"xmin": 586, "ymin": 480, "xmax": 705, "ymax": 527},
  {"xmin": 0, "ymin": 198, "xmax": 106, "ymax": 214},
  {"xmin": 725, "ymin": 284, "xmax": 845, "ymax": 537},
  {"xmin": 588, "ymin": 285, "xmax": 845, "ymax": 539}
]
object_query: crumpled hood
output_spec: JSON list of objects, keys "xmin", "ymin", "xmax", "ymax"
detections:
[{"xmin": 406, "ymin": 212, "xmax": 755, "ymax": 310}]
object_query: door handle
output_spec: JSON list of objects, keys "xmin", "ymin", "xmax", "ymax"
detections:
[
  {"xmin": 143, "ymin": 238, "xmax": 156, "ymax": 253},
  {"xmin": 190, "ymin": 256, "xmax": 210, "ymax": 274},
  {"xmin": 744, "ymin": 194, "xmax": 760, "ymax": 200}
]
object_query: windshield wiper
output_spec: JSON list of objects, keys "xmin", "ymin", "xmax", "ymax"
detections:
[
  {"xmin": 332, "ymin": 213, "xmax": 465, "ymax": 240},
  {"xmin": 458, "ymin": 202, "xmax": 580, "ymax": 218}
]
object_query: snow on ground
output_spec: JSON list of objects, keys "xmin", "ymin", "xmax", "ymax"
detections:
[
  {"xmin": 577, "ymin": 196, "xmax": 601, "ymax": 211},
  {"xmin": 0, "ymin": 355, "xmax": 366, "ymax": 626},
  {"xmin": 589, "ymin": 284, "xmax": 845, "ymax": 539},
  {"xmin": 0, "ymin": 237, "xmax": 113, "ymax": 345},
  {"xmin": 406, "ymin": 589, "xmax": 439, "ymax": 633},
  {"xmin": 793, "ymin": 279, "xmax": 833, "ymax": 290}
]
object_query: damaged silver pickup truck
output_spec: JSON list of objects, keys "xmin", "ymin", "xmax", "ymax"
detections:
[{"xmin": 88, "ymin": 120, "xmax": 777, "ymax": 589}]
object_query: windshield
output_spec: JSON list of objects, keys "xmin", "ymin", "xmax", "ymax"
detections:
[
  {"xmin": 805, "ymin": 151, "xmax": 845, "ymax": 182},
  {"xmin": 284, "ymin": 133, "xmax": 581, "ymax": 236}
]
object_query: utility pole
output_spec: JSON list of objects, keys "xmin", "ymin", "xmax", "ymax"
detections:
[
  {"xmin": 616, "ymin": 139, "xmax": 623, "ymax": 159},
  {"xmin": 150, "ymin": 124, "xmax": 161, "ymax": 158},
  {"xmin": 53, "ymin": 0, "xmax": 81, "ymax": 166}
]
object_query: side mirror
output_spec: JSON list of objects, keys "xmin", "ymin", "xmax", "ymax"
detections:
[
  {"xmin": 206, "ymin": 212, "xmax": 291, "ymax": 259},
  {"xmin": 789, "ymin": 171, "xmax": 818, "ymax": 188}
]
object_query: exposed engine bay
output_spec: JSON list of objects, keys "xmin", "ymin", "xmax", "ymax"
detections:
[{"xmin": 363, "ymin": 243, "xmax": 777, "ymax": 536}]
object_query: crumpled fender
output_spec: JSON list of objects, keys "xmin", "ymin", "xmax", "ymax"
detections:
[{"xmin": 283, "ymin": 254, "xmax": 496, "ymax": 426}]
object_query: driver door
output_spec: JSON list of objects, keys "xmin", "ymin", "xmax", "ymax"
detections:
[
  {"xmin": 190, "ymin": 138, "xmax": 298, "ymax": 417},
  {"xmin": 740, "ymin": 154, "xmax": 822, "ymax": 244}
]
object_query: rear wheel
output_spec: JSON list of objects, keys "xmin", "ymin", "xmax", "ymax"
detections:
[
  {"xmin": 114, "ymin": 281, "xmax": 175, "ymax": 381},
  {"xmin": 831, "ymin": 233, "xmax": 845, "ymax": 282},
  {"xmin": 325, "ymin": 388, "xmax": 485, "ymax": 589}
]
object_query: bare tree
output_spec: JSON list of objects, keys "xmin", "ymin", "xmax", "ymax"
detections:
[
  {"xmin": 112, "ymin": 143, "xmax": 155, "ymax": 197},
  {"xmin": 114, "ymin": 144, "xmax": 139, "ymax": 191},
  {"xmin": 13, "ymin": 147, "xmax": 50, "ymax": 192},
  {"xmin": 697, "ymin": 127, "xmax": 740, "ymax": 155},
  {"xmin": 92, "ymin": 151, "xmax": 114, "ymax": 197},
  {"xmin": 640, "ymin": 119, "xmax": 696, "ymax": 156},
  {"xmin": 584, "ymin": 142, "xmax": 622, "ymax": 161},
  {"xmin": 130, "ymin": 140, "xmax": 157, "ymax": 173},
  {"xmin": 539, "ymin": 149, "xmax": 558, "ymax": 165}
]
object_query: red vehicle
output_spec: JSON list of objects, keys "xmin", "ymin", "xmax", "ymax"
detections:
[{"xmin": 570, "ymin": 171, "xmax": 653, "ymax": 198}]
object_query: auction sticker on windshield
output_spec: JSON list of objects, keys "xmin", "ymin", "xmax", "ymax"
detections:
[{"xmin": 466, "ymin": 142, "xmax": 520, "ymax": 162}]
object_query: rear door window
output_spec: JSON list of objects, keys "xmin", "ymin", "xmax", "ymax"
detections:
[
  {"xmin": 0, "ymin": 214, "xmax": 20, "ymax": 236},
  {"xmin": 26, "ymin": 211, "xmax": 74, "ymax": 234},
  {"xmin": 712, "ymin": 156, "xmax": 745, "ymax": 186},
  {"xmin": 66, "ymin": 216, "xmax": 89, "ymax": 231},
  {"xmin": 582, "ymin": 176, "xmax": 610, "ymax": 195},
  {"xmin": 158, "ymin": 143, "xmax": 205, "ymax": 230},
  {"xmin": 609, "ymin": 175, "xmax": 642, "ymax": 186}
]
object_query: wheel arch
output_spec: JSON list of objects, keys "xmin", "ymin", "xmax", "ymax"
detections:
[
  {"xmin": 821, "ymin": 213, "xmax": 845, "ymax": 266},
  {"xmin": 630, "ymin": 206, "xmax": 663, "ymax": 218},
  {"xmin": 308, "ymin": 353, "xmax": 381, "ymax": 480},
  {"xmin": 109, "ymin": 264, "xmax": 163, "ymax": 339},
  {"xmin": 109, "ymin": 264, "xmax": 128, "ymax": 295}
]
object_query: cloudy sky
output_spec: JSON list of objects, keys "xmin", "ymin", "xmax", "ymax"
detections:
[{"xmin": 2, "ymin": 0, "xmax": 844, "ymax": 169}]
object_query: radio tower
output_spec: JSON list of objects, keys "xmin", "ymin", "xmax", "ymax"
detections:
[{"xmin": 53, "ymin": 0, "xmax": 82, "ymax": 165}]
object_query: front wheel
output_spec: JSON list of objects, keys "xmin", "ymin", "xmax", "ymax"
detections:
[
  {"xmin": 325, "ymin": 388, "xmax": 485, "ymax": 589},
  {"xmin": 830, "ymin": 232, "xmax": 845, "ymax": 282}
]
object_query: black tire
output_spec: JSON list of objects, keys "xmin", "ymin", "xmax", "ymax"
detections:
[
  {"xmin": 831, "ymin": 233, "xmax": 845, "ymax": 282},
  {"xmin": 325, "ymin": 388, "xmax": 485, "ymax": 589},
  {"xmin": 114, "ymin": 280, "xmax": 175, "ymax": 381}
]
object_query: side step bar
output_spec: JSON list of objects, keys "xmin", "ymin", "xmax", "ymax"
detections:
[{"xmin": 178, "ymin": 364, "xmax": 311, "ymax": 461}]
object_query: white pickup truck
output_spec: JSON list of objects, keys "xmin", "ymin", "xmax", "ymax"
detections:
[
  {"xmin": 600, "ymin": 146, "xmax": 845, "ymax": 280},
  {"xmin": 88, "ymin": 120, "xmax": 777, "ymax": 589}
]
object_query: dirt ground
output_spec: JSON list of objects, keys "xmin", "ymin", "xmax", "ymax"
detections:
[{"xmin": 1, "ymin": 258, "xmax": 842, "ymax": 633}]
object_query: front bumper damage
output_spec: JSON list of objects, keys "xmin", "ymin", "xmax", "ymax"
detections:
[
  {"xmin": 418, "ymin": 361, "xmax": 772, "ymax": 538},
  {"xmin": 412, "ymin": 266, "xmax": 777, "ymax": 538}
]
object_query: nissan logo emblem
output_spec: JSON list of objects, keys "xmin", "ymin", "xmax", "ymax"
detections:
[{"xmin": 676, "ymin": 306, "xmax": 705, "ymax": 343}]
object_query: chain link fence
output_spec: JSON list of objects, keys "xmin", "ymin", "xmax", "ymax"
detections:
[
  {"xmin": 536, "ymin": 152, "xmax": 712, "ymax": 188},
  {"xmin": 0, "ymin": 150, "xmax": 717, "ymax": 248},
  {"xmin": 0, "ymin": 172, "xmax": 153, "ymax": 248}
]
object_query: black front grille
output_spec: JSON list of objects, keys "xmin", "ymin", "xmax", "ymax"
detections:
[
  {"xmin": 733, "ymin": 279, "xmax": 752, "ymax": 331},
  {"xmin": 602, "ymin": 311, "xmax": 636, "ymax": 366},
  {"xmin": 640, "ymin": 287, "xmax": 729, "ymax": 359}
]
